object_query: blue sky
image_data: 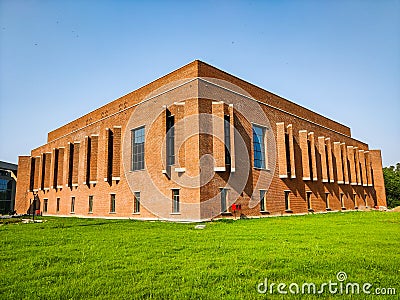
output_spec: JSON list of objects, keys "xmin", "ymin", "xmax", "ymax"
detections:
[{"xmin": 0, "ymin": 0, "xmax": 399, "ymax": 166}]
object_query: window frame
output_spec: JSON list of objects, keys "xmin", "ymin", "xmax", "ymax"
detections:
[
  {"xmin": 70, "ymin": 196, "xmax": 75, "ymax": 213},
  {"xmin": 133, "ymin": 192, "xmax": 140, "ymax": 214},
  {"xmin": 220, "ymin": 188, "xmax": 228, "ymax": 213},
  {"xmin": 131, "ymin": 126, "xmax": 145, "ymax": 171},
  {"xmin": 252, "ymin": 124, "xmax": 267, "ymax": 169},
  {"xmin": 284, "ymin": 190, "xmax": 291, "ymax": 212},
  {"xmin": 172, "ymin": 189, "xmax": 180, "ymax": 214},
  {"xmin": 259, "ymin": 190, "xmax": 267, "ymax": 212},
  {"xmin": 110, "ymin": 194, "xmax": 116, "ymax": 213},
  {"xmin": 88, "ymin": 195, "xmax": 93, "ymax": 213},
  {"xmin": 43, "ymin": 198, "xmax": 48, "ymax": 213}
]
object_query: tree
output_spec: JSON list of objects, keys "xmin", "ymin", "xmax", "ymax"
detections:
[{"xmin": 383, "ymin": 163, "xmax": 400, "ymax": 209}]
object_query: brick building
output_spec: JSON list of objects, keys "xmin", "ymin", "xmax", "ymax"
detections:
[{"xmin": 15, "ymin": 60, "xmax": 386, "ymax": 221}]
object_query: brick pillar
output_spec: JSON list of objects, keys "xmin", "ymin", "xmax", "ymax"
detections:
[
  {"xmin": 174, "ymin": 103, "xmax": 186, "ymax": 172},
  {"xmin": 354, "ymin": 147, "xmax": 361, "ymax": 186},
  {"xmin": 112, "ymin": 126, "xmax": 121, "ymax": 181},
  {"xmin": 308, "ymin": 132, "xmax": 318, "ymax": 181},
  {"xmin": 325, "ymin": 138, "xmax": 334, "ymax": 183},
  {"xmin": 212, "ymin": 101, "xmax": 225, "ymax": 172},
  {"xmin": 365, "ymin": 151, "xmax": 372, "ymax": 186},
  {"xmin": 359, "ymin": 150, "xmax": 367, "ymax": 187},
  {"xmin": 43, "ymin": 152, "xmax": 51, "ymax": 190},
  {"xmin": 229, "ymin": 104, "xmax": 236, "ymax": 172},
  {"xmin": 72, "ymin": 142, "xmax": 80, "ymax": 187},
  {"xmin": 318, "ymin": 136, "xmax": 328, "ymax": 182},
  {"xmin": 276, "ymin": 122, "xmax": 287, "ymax": 178},
  {"xmin": 299, "ymin": 130, "xmax": 310, "ymax": 181},
  {"xmin": 287, "ymin": 124, "xmax": 296, "ymax": 178},
  {"xmin": 57, "ymin": 147, "xmax": 64, "ymax": 188},
  {"xmin": 333, "ymin": 142, "xmax": 343, "ymax": 184},
  {"xmin": 90, "ymin": 135, "xmax": 99, "ymax": 184},
  {"xmin": 14, "ymin": 156, "xmax": 31, "ymax": 214},
  {"xmin": 347, "ymin": 146, "xmax": 357, "ymax": 185},
  {"xmin": 369, "ymin": 150, "xmax": 386, "ymax": 206},
  {"xmin": 341, "ymin": 143, "xmax": 349, "ymax": 184}
]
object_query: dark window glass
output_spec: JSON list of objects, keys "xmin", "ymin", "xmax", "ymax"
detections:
[
  {"xmin": 172, "ymin": 189, "xmax": 179, "ymax": 213},
  {"xmin": 88, "ymin": 196, "xmax": 93, "ymax": 213},
  {"xmin": 43, "ymin": 199, "xmax": 48, "ymax": 213},
  {"xmin": 284, "ymin": 191, "xmax": 290, "ymax": 211},
  {"xmin": 224, "ymin": 115, "xmax": 231, "ymax": 165},
  {"xmin": 71, "ymin": 197, "xmax": 75, "ymax": 213},
  {"xmin": 166, "ymin": 110, "xmax": 175, "ymax": 166},
  {"xmin": 260, "ymin": 190, "xmax": 266, "ymax": 211},
  {"xmin": 131, "ymin": 127, "xmax": 145, "ymax": 171},
  {"xmin": 253, "ymin": 125, "xmax": 266, "ymax": 169},
  {"xmin": 134, "ymin": 192, "xmax": 140, "ymax": 213},
  {"xmin": 220, "ymin": 188, "xmax": 228, "ymax": 213},
  {"xmin": 110, "ymin": 194, "xmax": 116, "ymax": 213}
]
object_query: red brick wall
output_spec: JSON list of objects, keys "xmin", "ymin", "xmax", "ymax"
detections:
[{"xmin": 15, "ymin": 61, "xmax": 386, "ymax": 220}]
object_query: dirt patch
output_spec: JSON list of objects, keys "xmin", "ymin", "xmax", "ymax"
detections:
[{"xmin": 392, "ymin": 206, "xmax": 400, "ymax": 212}]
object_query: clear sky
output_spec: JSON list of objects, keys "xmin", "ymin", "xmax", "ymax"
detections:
[{"xmin": 0, "ymin": 0, "xmax": 399, "ymax": 166}]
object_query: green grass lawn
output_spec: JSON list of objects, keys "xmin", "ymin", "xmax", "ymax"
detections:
[{"xmin": 0, "ymin": 211, "xmax": 399, "ymax": 299}]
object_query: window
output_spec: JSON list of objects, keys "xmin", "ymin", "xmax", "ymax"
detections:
[
  {"xmin": 56, "ymin": 198, "xmax": 60, "ymax": 212},
  {"xmin": 284, "ymin": 191, "xmax": 290, "ymax": 211},
  {"xmin": 133, "ymin": 192, "xmax": 140, "ymax": 213},
  {"xmin": 131, "ymin": 126, "xmax": 145, "ymax": 171},
  {"xmin": 71, "ymin": 197, "xmax": 75, "ymax": 213},
  {"xmin": 252, "ymin": 125, "xmax": 266, "ymax": 169},
  {"xmin": 43, "ymin": 199, "xmax": 48, "ymax": 213},
  {"xmin": 353, "ymin": 193, "xmax": 358, "ymax": 209},
  {"xmin": 220, "ymin": 188, "xmax": 228, "ymax": 213},
  {"xmin": 172, "ymin": 189, "xmax": 179, "ymax": 213},
  {"xmin": 285, "ymin": 133, "xmax": 291, "ymax": 176},
  {"xmin": 306, "ymin": 192, "xmax": 312, "ymax": 211},
  {"xmin": 88, "ymin": 196, "xmax": 93, "ymax": 213},
  {"xmin": 224, "ymin": 115, "xmax": 231, "ymax": 165},
  {"xmin": 340, "ymin": 193, "xmax": 345, "ymax": 209},
  {"xmin": 325, "ymin": 193, "xmax": 330, "ymax": 210},
  {"xmin": 260, "ymin": 190, "xmax": 266, "ymax": 212},
  {"xmin": 110, "ymin": 194, "xmax": 116, "ymax": 213},
  {"xmin": 364, "ymin": 194, "xmax": 368, "ymax": 207},
  {"xmin": 166, "ymin": 110, "xmax": 175, "ymax": 166}
]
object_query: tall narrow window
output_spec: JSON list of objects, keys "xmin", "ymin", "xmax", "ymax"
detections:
[
  {"xmin": 134, "ymin": 192, "xmax": 140, "ymax": 213},
  {"xmin": 71, "ymin": 197, "xmax": 75, "ymax": 213},
  {"xmin": 325, "ymin": 193, "xmax": 331, "ymax": 210},
  {"xmin": 284, "ymin": 191, "xmax": 290, "ymax": 211},
  {"xmin": 88, "ymin": 196, "xmax": 93, "ymax": 213},
  {"xmin": 172, "ymin": 189, "xmax": 179, "ymax": 213},
  {"xmin": 224, "ymin": 115, "xmax": 231, "ymax": 165},
  {"xmin": 220, "ymin": 188, "xmax": 228, "ymax": 213},
  {"xmin": 354, "ymin": 193, "xmax": 358, "ymax": 209},
  {"xmin": 252, "ymin": 125, "xmax": 266, "ymax": 169},
  {"xmin": 110, "ymin": 194, "xmax": 116, "ymax": 213},
  {"xmin": 364, "ymin": 194, "xmax": 368, "ymax": 208},
  {"xmin": 131, "ymin": 126, "xmax": 145, "ymax": 171},
  {"xmin": 260, "ymin": 190, "xmax": 266, "ymax": 212},
  {"xmin": 340, "ymin": 193, "xmax": 345, "ymax": 209},
  {"xmin": 43, "ymin": 199, "xmax": 48, "ymax": 213},
  {"xmin": 166, "ymin": 110, "xmax": 175, "ymax": 166},
  {"xmin": 285, "ymin": 133, "xmax": 291, "ymax": 176},
  {"xmin": 56, "ymin": 198, "xmax": 60, "ymax": 212},
  {"xmin": 306, "ymin": 191, "xmax": 312, "ymax": 211}
]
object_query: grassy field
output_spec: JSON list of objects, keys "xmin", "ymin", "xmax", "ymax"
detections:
[{"xmin": 0, "ymin": 211, "xmax": 399, "ymax": 299}]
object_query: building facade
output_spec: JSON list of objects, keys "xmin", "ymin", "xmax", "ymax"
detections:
[
  {"xmin": 0, "ymin": 161, "xmax": 18, "ymax": 215},
  {"xmin": 15, "ymin": 61, "xmax": 386, "ymax": 221}
]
